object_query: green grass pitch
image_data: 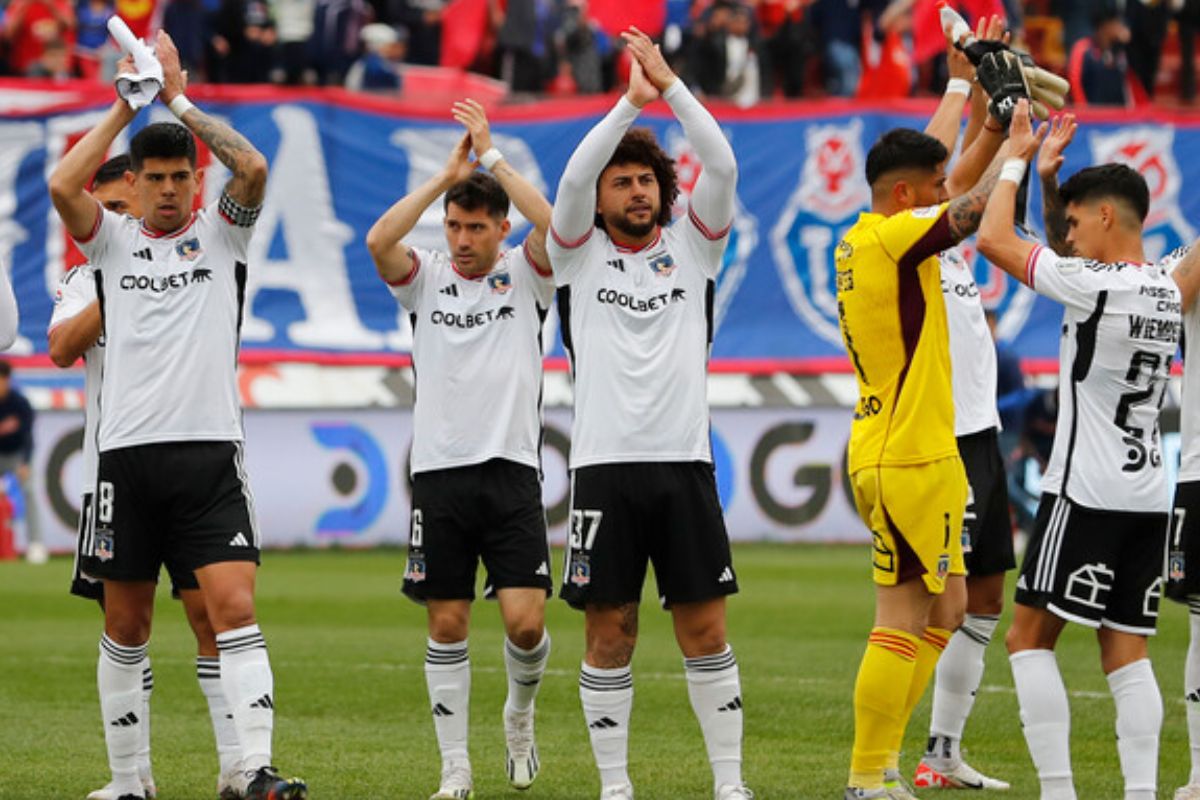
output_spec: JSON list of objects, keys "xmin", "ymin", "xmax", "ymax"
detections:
[{"xmin": 0, "ymin": 544, "xmax": 1192, "ymax": 799}]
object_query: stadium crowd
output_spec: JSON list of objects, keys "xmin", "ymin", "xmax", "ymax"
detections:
[{"xmin": 4, "ymin": 0, "xmax": 1200, "ymax": 104}]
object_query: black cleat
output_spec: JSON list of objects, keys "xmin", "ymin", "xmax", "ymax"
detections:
[{"xmin": 244, "ymin": 766, "xmax": 307, "ymax": 800}]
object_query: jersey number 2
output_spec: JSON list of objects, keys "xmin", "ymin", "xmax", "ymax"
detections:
[{"xmin": 1113, "ymin": 350, "xmax": 1167, "ymax": 472}]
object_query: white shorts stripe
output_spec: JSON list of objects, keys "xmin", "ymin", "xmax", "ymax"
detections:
[
  {"xmin": 1035, "ymin": 497, "xmax": 1068, "ymax": 592},
  {"xmin": 1044, "ymin": 497, "xmax": 1072, "ymax": 593}
]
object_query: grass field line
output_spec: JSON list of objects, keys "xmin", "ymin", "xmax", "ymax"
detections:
[{"xmin": 14, "ymin": 652, "xmax": 1182, "ymax": 706}]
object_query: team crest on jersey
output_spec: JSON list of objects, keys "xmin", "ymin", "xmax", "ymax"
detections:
[
  {"xmin": 94, "ymin": 528, "xmax": 114, "ymax": 562},
  {"xmin": 648, "ymin": 252, "xmax": 676, "ymax": 277},
  {"xmin": 176, "ymin": 237, "xmax": 203, "ymax": 262},
  {"xmin": 568, "ymin": 553, "xmax": 591, "ymax": 587},
  {"xmin": 487, "ymin": 272, "xmax": 512, "ymax": 294},
  {"xmin": 666, "ymin": 128, "xmax": 758, "ymax": 333},
  {"xmin": 1090, "ymin": 127, "xmax": 1197, "ymax": 258}
]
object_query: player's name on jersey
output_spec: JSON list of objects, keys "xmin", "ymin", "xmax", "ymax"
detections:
[{"xmin": 1128, "ymin": 314, "xmax": 1181, "ymax": 344}]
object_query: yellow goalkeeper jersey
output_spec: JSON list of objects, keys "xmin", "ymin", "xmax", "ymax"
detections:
[{"xmin": 835, "ymin": 203, "xmax": 960, "ymax": 474}]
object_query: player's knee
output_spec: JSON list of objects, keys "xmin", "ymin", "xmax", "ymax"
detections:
[
  {"xmin": 428, "ymin": 608, "xmax": 470, "ymax": 643},
  {"xmin": 206, "ymin": 591, "xmax": 256, "ymax": 633},
  {"xmin": 505, "ymin": 619, "xmax": 544, "ymax": 651},
  {"xmin": 187, "ymin": 609, "xmax": 218, "ymax": 653},
  {"xmin": 105, "ymin": 614, "xmax": 151, "ymax": 646},
  {"xmin": 585, "ymin": 635, "xmax": 635, "ymax": 668},
  {"xmin": 1004, "ymin": 620, "xmax": 1045, "ymax": 654}
]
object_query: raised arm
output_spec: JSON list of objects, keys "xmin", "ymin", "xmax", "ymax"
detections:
[
  {"xmin": 924, "ymin": 37, "xmax": 974, "ymax": 154},
  {"xmin": 366, "ymin": 134, "xmax": 476, "ymax": 285},
  {"xmin": 1171, "ymin": 245, "xmax": 1200, "ymax": 314},
  {"xmin": 452, "ymin": 99, "xmax": 553, "ymax": 272},
  {"xmin": 155, "ymin": 31, "xmax": 267, "ymax": 209},
  {"xmin": 977, "ymin": 100, "xmax": 1049, "ymax": 284},
  {"xmin": 0, "ymin": 262, "xmax": 16, "ymax": 351},
  {"xmin": 48, "ymin": 99, "xmax": 137, "ymax": 240},
  {"xmin": 1036, "ymin": 113, "xmax": 1077, "ymax": 257},
  {"xmin": 624, "ymin": 27, "xmax": 737, "ymax": 234},
  {"xmin": 550, "ymin": 56, "xmax": 653, "ymax": 247}
]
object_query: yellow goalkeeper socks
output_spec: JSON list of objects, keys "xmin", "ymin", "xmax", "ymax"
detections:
[
  {"xmin": 849, "ymin": 627, "xmax": 919, "ymax": 789},
  {"xmin": 885, "ymin": 626, "xmax": 952, "ymax": 772}
]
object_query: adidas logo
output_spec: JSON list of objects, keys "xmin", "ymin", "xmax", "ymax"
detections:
[
  {"xmin": 439, "ymin": 284, "xmax": 459, "ymax": 297},
  {"xmin": 535, "ymin": 561, "xmax": 549, "ymax": 576},
  {"xmin": 718, "ymin": 696, "xmax": 743, "ymax": 712},
  {"xmin": 1016, "ymin": 574, "xmax": 1028, "ymax": 590},
  {"xmin": 717, "ymin": 567, "xmax": 734, "ymax": 584},
  {"xmin": 249, "ymin": 694, "xmax": 274, "ymax": 710},
  {"xmin": 110, "ymin": 711, "xmax": 139, "ymax": 727},
  {"xmin": 432, "ymin": 702, "xmax": 455, "ymax": 717},
  {"xmin": 606, "ymin": 258, "xmax": 625, "ymax": 272},
  {"xmin": 588, "ymin": 716, "xmax": 618, "ymax": 730},
  {"xmin": 132, "ymin": 247, "xmax": 152, "ymax": 260},
  {"xmin": 229, "ymin": 532, "xmax": 250, "ymax": 547}
]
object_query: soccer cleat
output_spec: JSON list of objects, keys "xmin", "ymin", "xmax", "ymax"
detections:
[
  {"xmin": 914, "ymin": 759, "xmax": 1011, "ymax": 790},
  {"xmin": 1175, "ymin": 784, "xmax": 1200, "ymax": 800},
  {"xmin": 599, "ymin": 784, "xmax": 634, "ymax": 800},
  {"xmin": 883, "ymin": 768, "xmax": 918, "ymax": 800},
  {"xmin": 219, "ymin": 765, "xmax": 249, "ymax": 799},
  {"xmin": 504, "ymin": 705, "xmax": 540, "ymax": 789},
  {"xmin": 87, "ymin": 775, "xmax": 156, "ymax": 800},
  {"xmin": 430, "ymin": 763, "xmax": 474, "ymax": 800},
  {"xmin": 243, "ymin": 766, "xmax": 307, "ymax": 800},
  {"xmin": 843, "ymin": 789, "xmax": 891, "ymax": 799},
  {"xmin": 715, "ymin": 784, "xmax": 754, "ymax": 799}
]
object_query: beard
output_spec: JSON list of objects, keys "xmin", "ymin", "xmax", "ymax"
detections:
[{"xmin": 604, "ymin": 208, "xmax": 657, "ymax": 239}]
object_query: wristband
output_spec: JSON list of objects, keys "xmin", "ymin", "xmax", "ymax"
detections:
[
  {"xmin": 999, "ymin": 157, "xmax": 1027, "ymax": 185},
  {"xmin": 945, "ymin": 78, "xmax": 971, "ymax": 98},
  {"xmin": 168, "ymin": 95, "xmax": 195, "ymax": 119},
  {"xmin": 479, "ymin": 147, "xmax": 503, "ymax": 171}
]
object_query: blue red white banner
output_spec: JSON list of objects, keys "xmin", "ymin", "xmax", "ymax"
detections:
[{"xmin": 3, "ymin": 82, "xmax": 1197, "ymax": 370}]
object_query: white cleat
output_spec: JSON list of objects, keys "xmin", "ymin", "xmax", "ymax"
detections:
[
  {"xmin": 86, "ymin": 775, "xmax": 156, "ymax": 800},
  {"xmin": 914, "ymin": 758, "xmax": 1011, "ymax": 790},
  {"xmin": 600, "ymin": 784, "xmax": 634, "ymax": 800},
  {"xmin": 430, "ymin": 762, "xmax": 474, "ymax": 800},
  {"xmin": 504, "ymin": 705, "xmax": 539, "ymax": 789},
  {"xmin": 1175, "ymin": 785, "xmax": 1200, "ymax": 800},
  {"xmin": 218, "ymin": 765, "xmax": 249, "ymax": 799},
  {"xmin": 883, "ymin": 768, "xmax": 917, "ymax": 800},
  {"xmin": 715, "ymin": 784, "xmax": 754, "ymax": 799},
  {"xmin": 844, "ymin": 789, "xmax": 894, "ymax": 799}
]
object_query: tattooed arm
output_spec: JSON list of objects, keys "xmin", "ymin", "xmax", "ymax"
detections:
[
  {"xmin": 155, "ymin": 31, "xmax": 268, "ymax": 208},
  {"xmin": 946, "ymin": 149, "xmax": 1006, "ymax": 243}
]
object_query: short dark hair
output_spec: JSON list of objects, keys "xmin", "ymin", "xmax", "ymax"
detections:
[
  {"xmin": 865, "ymin": 128, "xmax": 948, "ymax": 186},
  {"xmin": 92, "ymin": 154, "xmax": 131, "ymax": 188},
  {"xmin": 444, "ymin": 171, "xmax": 509, "ymax": 219},
  {"xmin": 0, "ymin": 360, "xmax": 11, "ymax": 378},
  {"xmin": 129, "ymin": 123, "xmax": 196, "ymax": 172},
  {"xmin": 1059, "ymin": 163, "xmax": 1150, "ymax": 223},
  {"xmin": 600, "ymin": 128, "xmax": 679, "ymax": 227}
]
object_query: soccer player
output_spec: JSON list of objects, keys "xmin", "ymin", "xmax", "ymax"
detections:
[
  {"xmin": 834, "ymin": 84, "xmax": 1020, "ymax": 800},
  {"xmin": 913, "ymin": 20, "xmax": 1015, "ymax": 792},
  {"xmin": 47, "ymin": 33, "xmax": 305, "ymax": 800},
  {"xmin": 547, "ymin": 28, "xmax": 749, "ymax": 800},
  {"xmin": 366, "ymin": 99, "xmax": 554, "ymax": 800},
  {"xmin": 48, "ymin": 154, "xmax": 243, "ymax": 800},
  {"xmin": 978, "ymin": 100, "xmax": 1200, "ymax": 800}
]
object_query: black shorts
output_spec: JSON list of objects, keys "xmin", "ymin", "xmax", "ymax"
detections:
[
  {"xmin": 1167, "ymin": 481, "xmax": 1200, "ymax": 602},
  {"xmin": 402, "ymin": 459, "xmax": 551, "ymax": 603},
  {"xmin": 957, "ymin": 427, "xmax": 1015, "ymax": 576},
  {"xmin": 1015, "ymin": 493, "xmax": 1167, "ymax": 635},
  {"xmin": 559, "ymin": 461, "xmax": 738, "ymax": 611},
  {"xmin": 71, "ymin": 492, "xmax": 200, "ymax": 601},
  {"xmin": 81, "ymin": 442, "xmax": 260, "ymax": 583}
]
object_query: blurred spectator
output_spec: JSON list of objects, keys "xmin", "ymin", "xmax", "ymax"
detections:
[
  {"xmin": 662, "ymin": 0, "xmax": 692, "ymax": 62},
  {"xmin": 271, "ymin": 0, "xmax": 317, "ymax": 83},
  {"xmin": 758, "ymin": 0, "xmax": 816, "ymax": 98},
  {"xmin": 1125, "ymin": 0, "xmax": 1173, "ymax": 99},
  {"xmin": 210, "ymin": 0, "xmax": 277, "ymax": 83},
  {"xmin": 345, "ymin": 21, "xmax": 405, "ymax": 89},
  {"xmin": 806, "ymin": 0, "xmax": 890, "ymax": 97},
  {"xmin": 1182, "ymin": 0, "xmax": 1200, "ymax": 103},
  {"xmin": 0, "ymin": 361, "xmax": 44, "ymax": 564},
  {"xmin": 553, "ymin": 0, "xmax": 612, "ymax": 94},
  {"xmin": 391, "ymin": 0, "xmax": 447, "ymax": 65},
  {"xmin": 1067, "ymin": 4, "xmax": 1132, "ymax": 106},
  {"xmin": 687, "ymin": 0, "xmax": 762, "ymax": 106},
  {"xmin": 3, "ymin": 0, "xmax": 76, "ymax": 76},
  {"xmin": 163, "ymin": 0, "xmax": 210, "ymax": 78},
  {"xmin": 310, "ymin": 0, "xmax": 366, "ymax": 84},
  {"xmin": 75, "ymin": 0, "xmax": 112, "ymax": 54},
  {"xmin": 497, "ymin": 0, "xmax": 555, "ymax": 94},
  {"xmin": 1054, "ymin": 0, "xmax": 1094, "ymax": 49},
  {"xmin": 25, "ymin": 35, "xmax": 74, "ymax": 76}
]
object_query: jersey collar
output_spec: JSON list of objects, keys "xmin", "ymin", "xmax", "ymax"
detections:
[
  {"xmin": 612, "ymin": 227, "xmax": 662, "ymax": 254},
  {"xmin": 140, "ymin": 212, "xmax": 198, "ymax": 239}
]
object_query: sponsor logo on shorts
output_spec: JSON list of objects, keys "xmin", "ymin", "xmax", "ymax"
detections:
[
  {"xmin": 229, "ymin": 532, "xmax": 250, "ymax": 547},
  {"xmin": 1143, "ymin": 577, "xmax": 1163, "ymax": 618},
  {"xmin": 535, "ymin": 561, "xmax": 550, "ymax": 577},
  {"xmin": 1064, "ymin": 562, "xmax": 1116, "ymax": 610},
  {"xmin": 871, "ymin": 531, "xmax": 895, "ymax": 574},
  {"xmin": 94, "ymin": 528, "xmax": 114, "ymax": 562},
  {"xmin": 569, "ymin": 553, "xmax": 591, "ymax": 587},
  {"xmin": 718, "ymin": 566, "xmax": 735, "ymax": 583},
  {"xmin": 1171, "ymin": 551, "xmax": 1186, "ymax": 582},
  {"xmin": 405, "ymin": 556, "xmax": 427, "ymax": 583}
]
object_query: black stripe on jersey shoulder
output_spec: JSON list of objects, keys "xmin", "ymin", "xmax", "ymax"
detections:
[
  {"xmin": 62, "ymin": 265, "xmax": 89, "ymax": 285},
  {"xmin": 1062, "ymin": 290, "xmax": 1108, "ymax": 496},
  {"xmin": 557, "ymin": 286, "xmax": 574, "ymax": 377}
]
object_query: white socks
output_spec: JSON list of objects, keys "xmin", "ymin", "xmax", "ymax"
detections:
[
  {"xmin": 504, "ymin": 631, "xmax": 550, "ymax": 713},
  {"xmin": 927, "ymin": 613, "xmax": 998, "ymax": 766},
  {"xmin": 216, "ymin": 624, "xmax": 274, "ymax": 774},
  {"xmin": 1187, "ymin": 603, "xmax": 1200, "ymax": 785},
  {"xmin": 1010, "ymin": 649, "xmax": 1075, "ymax": 800},
  {"xmin": 1107, "ymin": 658, "xmax": 1161, "ymax": 800},
  {"xmin": 197, "ymin": 655, "xmax": 242, "ymax": 775},
  {"xmin": 137, "ymin": 660, "xmax": 153, "ymax": 780},
  {"xmin": 426, "ymin": 639, "xmax": 471, "ymax": 768},
  {"xmin": 580, "ymin": 663, "xmax": 633, "ymax": 790},
  {"xmin": 98, "ymin": 635, "xmax": 148, "ymax": 797},
  {"xmin": 684, "ymin": 645, "xmax": 744, "ymax": 789}
]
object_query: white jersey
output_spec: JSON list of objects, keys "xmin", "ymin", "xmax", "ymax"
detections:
[
  {"xmin": 48, "ymin": 263, "xmax": 103, "ymax": 491},
  {"xmin": 388, "ymin": 243, "xmax": 554, "ymax": 474},
  {"xmin": 549, "ymin": 217, "xmax": 728, "ymax": 468},
  {"xmin": 1165, "ymin": 245, "xmax": 1200, "ymax": 482},
  {"xmin": 941, "ymin": 248, "xmax": 1001, "ymax": 436},
  {"xmin": 1027, "ymin": 245, "xmax": 1182, "ymax": 512},
  {"xmin": 76, "ymin": 201, "xmax": 255, "ymax": 452}
]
